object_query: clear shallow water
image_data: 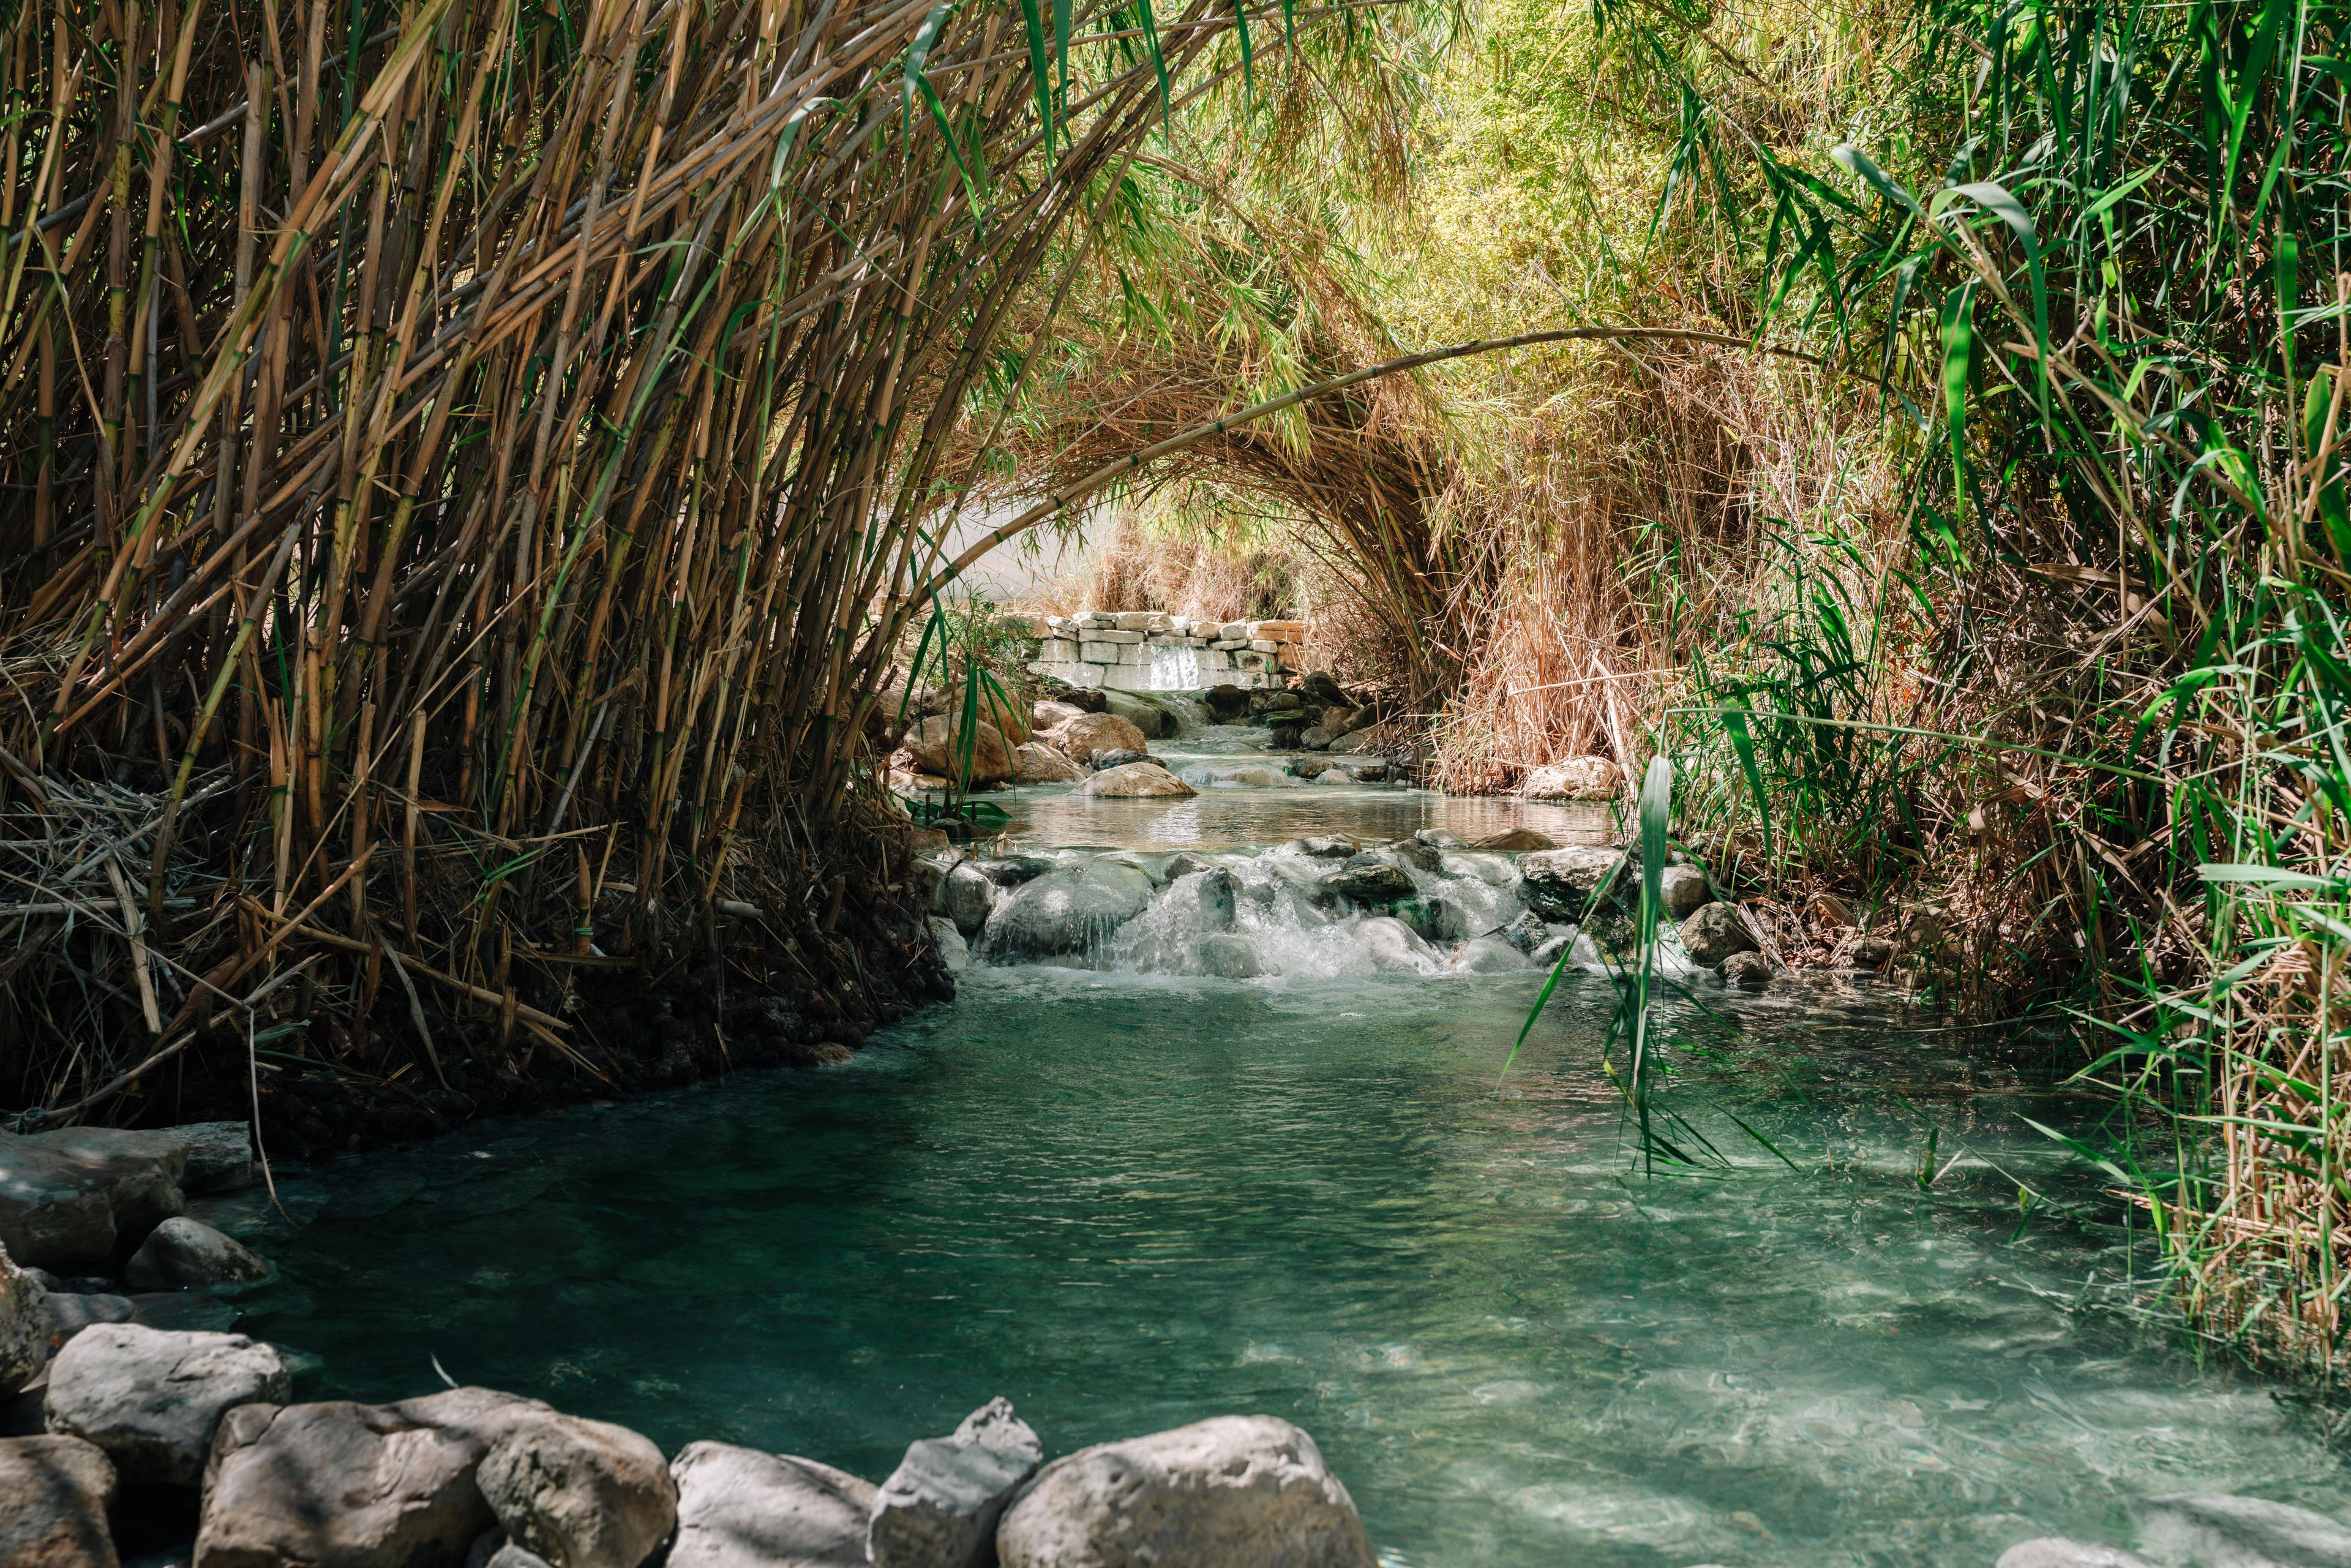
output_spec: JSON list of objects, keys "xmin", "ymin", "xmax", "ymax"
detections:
[{"xmin": 214, "ymin": 770, "xmax": 2349, "ymax": 1567}]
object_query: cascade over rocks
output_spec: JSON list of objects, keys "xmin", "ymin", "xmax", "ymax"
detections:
[
  {"xmin": 1996, "ymin": 1544, "xmax": 2159, "ymax": 1568},
  {"xmin": 1322, "ymin": 862, "xmax": 1415, "ymax": 905},
  {"xmin": 45, "ymin": 1323, "xmax": 290, "ymax": 1485},
  {"xmin": 868, "ymin": 1397, "xmax": 1041, "ymax": 1568},
  {"xmin": 669, "ymin": 1443, "xmax": 876, "ymax": 1568},
  {"xmin": 996, "ymin": 1414, "xmax": 1377, "ymax": 1568},
  {"xmin": 987, "ymin": 865, "xmax": 1157, "ymax": 958},
  {"xmin": 937, "ymin": 861, "xmax": 999, "ymax": 940}
]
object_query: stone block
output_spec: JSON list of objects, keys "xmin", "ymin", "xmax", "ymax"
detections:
[
  {"xmin": 1078, "ymin": 642, "xmax": 1122, "ymax": 664},
  {"xmin": 1112, "ymin": 611, "xmax": 1155, "ymax": 631},
  {"xmin": 868, "ymin": 1398, "xmax": 1041, "ymax": 1568},
  {"xmin": 1090, "ymin": 629, "xmax": 1144, "ymax": 644},
  {"xmin": 1248, "ymin": 639, "xmax": 1281, "ymax": 653}
]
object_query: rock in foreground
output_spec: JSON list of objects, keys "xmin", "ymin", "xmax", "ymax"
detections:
[
  {"xmin": 1679, "ymin": 901, "xmax": 1760, "ymax": 967},
  {"xmin": 670, "ymin": 1442, "xmax": 876, "ymax": 1567},
  {"xmin": 0, "ymin": 1127, "xmax": 189, "ymax": 1274},
  {"xmin": 46, "ymin": 1322, "xmax": 289, "ymax": 1485},
  {"xmin": 0, "ymin": 1433, "xmax": 119, "ymax": 1568},
  {"xmin": 997, "ymin": 1414, "xmax": 1376, "ymax": 1568},
  {"xmin": 478, "ymin": 1409, "xmax": 677, "ymax": 1568},
  {"xmin": 1, "ymin": 1244, "xmax": 55, "ymax": 1395},
  {"xmin": 869, "ymin": 1397, "xmax": 1041, "ymax": 1568}
]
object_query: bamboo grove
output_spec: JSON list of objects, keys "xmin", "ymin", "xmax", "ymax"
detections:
[{"xmin": 0, "ymin": 0, "xmax": 1318, "ymax": 1125}]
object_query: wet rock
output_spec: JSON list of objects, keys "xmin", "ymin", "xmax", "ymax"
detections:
[
  {"xmin": 2, "ymin": 1244, "xmax": 56, "ymax": 1395},
  {"xmin": 1268, "ymin": 723, "xmax": 1303, "ymax": 749},
  {"xmin": 1850, "ymin": 936, "xmax": 1895, "ymax": 969},
  {"xmin": 997, "ymin": 1414, "xmax": 1374, "ymax": 1568},
  {"xmin": 1311, "ymin": 768, "xmax": 1355, "ymax": 787},
  {"xmin": 1073, "ymin": 763, "xmax": 1195, "ymax": 799},
  {"xmin": 1321, "ymin": 863, "xmax": 1415, "ymax": 906},
  {"xmin": 482, "ymin": 1545, "xmax": 558, "ymax": 1568},
  {"xmin": 1387, "ymin": 838, "xmax": 1443, "ymax": 872},
  {"xmin": 986, "ymin": 864, "xmax": 1155, "ymax": 959},
  {"xmin": 1395, "ymin": 898, "xmax": 1470, "ymax": 945},
  {"xmin": 1299, "ymin": 672, "xmax": 1352, "ymax": 708},
  {"xmin": 48, "ymin": 1293, "xmax": 134, "ymax": 1344},
  {"xmin": 1658, "ymin": 865, "xmax": 1712, "ymax": 921},
  {"xmin": 1455, "ymin": 937, "xmax": 1531, "ymax": 973},
  {"xmin": 165, "ymin": 1126, "xmax": 254, "ymax": 1196},
  {"xmin": 124, "ymin": 1220, "xmax": 270, "ymax": 1291},
  {"xmin": 0, "ymin": 1128, "xmax": 189, "ymax": 1274},
  {"xmin": 1, "ymin": 1433, "xmax": 119, "ymax": 1568},
  {"xmin": 477, "ymin": 1411, "xmax": 677, "ymax": 1568},
  {"xmin": 1517, "ymin": 847, "xmax": 1629, "ymax": 922},
  {"xmin": 1996, "ymin": 1542, "xmax": 2159, "ymax": 1568},
  {"xmin": 977, "ymin": 857, "xmax": 1053, "ymax": 887},
  {"xmin": 669, "ymin": 1442, "xmax": 876, "ymax": 1568},
  {"xmin": 1521, "ymin": 756, "xmax": 1622, "ymax": 801},
  {"xmin": 1101, "ymin": 852, "xmax": 1172, "ymax": 887},
  {"xmin": 868, "ymin": 1397, "xmax": 1041, "ymax": 1568},
  {"xmin": 1013, "ymin": 742, "xmax": 1085, "ymax": 784},
  {"xmin": 1284, "ymin": 836, "xmax": 1357, "ymax": 859},
  {"xmin": 938, "ymin": 862, "xmax": 997, "ymax": 940},
  {"xmin": 1196, "ymin": 935, "xmax": 1264, "ymax": 980},
  {"xmin": 926, "ymin": 918, "xmax": 971, "ymax": 973},
  {"xmin": 195, "ymin": 1386, "xmax": 547, "ymax": 1568},
  {"xmin": 1357, "ymin": 917, "xmax": 1438, "ymax": 973},
  {"xmin": 1472, "ymin": 828, "xmax": 1556, "ymax": 852},
  {"xmin": 1165, "ymin": 869, "xmax": 1240, "ymax": 934},
  {"xmin": 1299, "ymin": 726, "xmax": 1333, "ymax": 751},
  {"xmin": 1254, "ymin": 690, "xmax": 1302, "ymax": 715},
  {"xmin": 2126, "ymin": 1493, "xmax": 2351, "ymax": 1567},
  {"xmin": 1494, "ymin": 911, "xmax": 1550, "ymax": 954},
  {"xmin": 1205, "ymin": 684, "xmax": 1251, "ymax": 720},
  {"xmin": 47, "ymin": 1324, "xmax": 289, "ymax": 1487},
  {"xmin": 1327, "ymin": 731, "xmax": 1375, "ymax": 756},
  {"xmin": 1045, "ymin": 711, "xmax": 1148, "ymax": 763},
  {"xmin": 1529, "ymin": 930, "xmax": 1574, "ymax": 968},
  {"xmin": 1415, "ymin": 828, "xmax": 1466, "ymax": 849},
  {"xmin": 1088, "ymin": 748, "xmax": 1149, "ymax": 770},
  {"xmin": 1680, "ymin": 902, "xmax": 1760, "ymax": 967},
  {"xmin": 1101, "ymin": 690, "xmax": 1170, "ymax": 740},
  {"xmin": 1722, "ymin": 950, "xmax": 1774, "ymax": 988},
  {"xmin": 904, "ymin": 715, "xmax": 1014, "ymax": 784}
]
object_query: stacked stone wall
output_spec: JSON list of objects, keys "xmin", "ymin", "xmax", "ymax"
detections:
[{"xmin": 1027, "ymin": 611, "xmax": 1305, "ymax": 691}]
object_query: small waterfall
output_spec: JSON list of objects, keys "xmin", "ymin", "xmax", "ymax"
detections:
[{"xmin": 1155, "ymin": 692, "xmax": 1211, "ymax": 735}]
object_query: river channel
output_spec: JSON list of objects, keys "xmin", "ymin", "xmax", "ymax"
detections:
[{"xmin": 216, "ymin": 726, "xmax": 2349, "ymax": 1567}]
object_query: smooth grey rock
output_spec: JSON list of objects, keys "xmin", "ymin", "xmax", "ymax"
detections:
[
  {"xmin": 1321, "ymin": 863, "xmax": 1414, "ymax": 904},
  {"xmin": 1658, "ymin": 864, "xmax": 1711, "ymax": 921},
  {"xmin": 165, "ymin": 1125, "xmax": 254, "ymax": 1196},
  {"xmin": 1722, "ymin": 950, "xmax": 1774, "ymax": 988},
  {"xmin": 1284, "ymin": 836, "xmax": 1357, "ymax": 860},
  {"xmin": 477, "ymin": 1410, "xmax": 677, "ymax": 1568},
  {"xmin": 124, "ymin": 1219, "xmax": 270, "ymax": 1291},
  {"xmin": 972, "ymin": 857, "xmax": 1053, "ymax": 888},
  {"xmin": 1680, "ymin": 901, "xmax": 1760, "ymax": 967},
  {"xmin": 927, "ymin": 918, "xmax": 971, "ymax": 973},
  {"xmin": 486, "ymin": 1546, "xmax": 558, "ymax": 1568},
  {"xmin": 0, "ymin": 1433, "xmax": 119, "ymax": 1568},
  {"xmin": 1387, "ymin": 838, "xmax": 1442, "ymax": 872},
  {"xmin": 2, "ymin": 1242, "xmax": 56, "ymax": 1394},
  {"xmin": 0, "ymin": 1128, "xmax": 189, "ymax": 1274},
  {"xmin": 1517, "ymin": 847, "xmax": 1627, "ymax": 922},
  {"xmin": 47, "ymin": 1324, "xmax": 288, "ymax": 1486},
  {"xmin": 997, "ymin": 1414, "xmax": 1374, "ymax": 1568},
  {"xmin": 986, "ymin": 864, "xmax": 1155, "ymax": 959},
  {"xmin": 1357, "ymin": 917, "xmax": 1438, "ymax": 973},
  {"xmin": 1072, "ymin": 762, "xmax": 1194, "ymax": 799},
  {"xmin": 868, "ymin": 1397, "xmax": 1041, "ymax": 1568},
  {"xmin": 1414, "ymin": 828, "xmax": 1466, "ymax": 849},
  {"xmin": 49, "ymin": 1293, "xmax": 134, "ymax": 1345},
  {"xmin": 1997, "ymin": 1542, "xmax": 2160, "ymax": 1568},
  {"xmin": 1196, "ymin": 934, "xmax": 1264, "ymax": 980},
  {"xmin": 1101, "ymin": 689, "xmax": 1169, "ymax": 738},
  {"xmin": 1494, "ymin": 910, "xmax": 1549, "ymax": 954},
  {"xmin": 1455, "ymin": 937, "xmax": 1531, "ymax": 973},
  {"xmin": 1529, "ymin": 931, "xmax": 1574, "ymax": 968},
  {"xmin": 195, "ymin": 1387, "xmax": 549, "ymax": 1568},
  {"xmin": 2126, "ymin": 1493, "xmax": 2351, "ymax": 1567},
  {"xmin": 1163, "ymin": 869, "xmax": 1239, "ymax": 934},
  {"xmin": 940, "ymin": 861, "xmax": 997, "ymax": 939},
  {"xmin": 670, "ymin": 1442, "xmax": 876, "ymax": 1568}
]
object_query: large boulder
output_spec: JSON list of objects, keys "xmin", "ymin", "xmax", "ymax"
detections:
[
  {"xmin": 2, "ymin": 1244, "xmax": 56, "ymax": 1395},
  {"xmin": 868, "ymin": 1397, "xmax": 1041, "ymax": 1568},
  {"xmin": 1073, "ymin": 763, "xmax": 1195, "ymax": 799},
  {"xmin": 0, "ymin": 1433, "xmax": 119, "ymax": 1568},
  {"xmin": 904, "ymin": 715, "xmax": 1015, "ymax": 784},
  {"xmin": 669, "ymin": 1442, "xmax": 875, "ymax": 1568},
  {"xmin": 124, "ymin": 1217, "xmax": 271, "ymax": 1290},
  {"xmin": 986, "ymin": 863, "xmax": 1155, "ymax": 959},
  {"xmin": 45, "ymin": 1323, "xmax": 289, "ymax": 1487},
  {"xmin": 1520, "ymin": 756, "xmax": 1622, "ymax": 800},
  {"xmin": 1659, "ymin": 864, "xmax": 1711, "ymax": 920},
  {"xmin": 1101, "ymin": 689, "xmax": 1169, "ymax": 739},
  {"xmin": 195, "ymin": 1386, "xmax": 549, "ymax": 1568},
  {"xmin": 1013, "ymin": 741, "xmax": 1086, "ymax": 784},
  {"xmin": 1471, "ymin": 828, "xmax": 1555, "ymax": 852},
  {"xmin": 1032, "ymin": 699, "xmax": 1087, "ymax": 731},
  {"xmin": 1517, "ymin": 847, "xmax": 1628, "ymax": 922},
  {"xmin": 1356, "ymin": 917, "xmax": 1439, "ymax": 975},
  {"xmin": 2125, "ymin": 1493, "xmax": 2351, "ymax": 1567},
  {"xmin": 997, "ymin": 1414, "xmax": 1374, "ymax": 1568},
  {"xmin": 167, "ymin": 1123, "xmax": 257, "ymax": 1195},
  {"xmin": 0, "ymin": 1128, "xmax": 189, "ymax": 1274},
  {"xmin": 1045, "ymin": 711, "xmax": 1147, "ymax": 764},
  {"xmin": 937, "ymin": 861, "xmax": 998, "ymax": 940},
  {"xmin": 1680, "ymin": 901, "xmax": 1760, "ymax": 967},
  {"xmin": 477, "ymin": 1410, "xmax": 678, "ymax": 1568},
  {"xmin": 1196, "ymin": 935, "xmax": 1264, "ymax": 979}
]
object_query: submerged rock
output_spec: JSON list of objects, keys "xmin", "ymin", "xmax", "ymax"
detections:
[
  {"xmin": 1165, "ymin": 869, "xmax": 1240, "ymax": 934},
  {"xmin": 477, "ymin": 1410, "xmax": 677, "ymax": 1568},
  {"xmin": 1395, "ymin": 897, "xmax": 1471, "ymax": 945},
  {"xmin": 1494, "ymin": 910, "xmax": 1550, "ymax": 955},
  {"xmin": 973, "ymin": 857, "xmax": 1054, "ymax": 887},
  {"xmin": 669, "ymin": 1442, "xmax": 876, "ymax": 1568},
  {"xmin": 2126, "ymin": 1493, "xmax": 2351, "ymax": 1567},
  {"xmin": 124, "ymin": 1217, "xmax": 271, "ymax": 1290},
  {"xmin": 46, "ymin": 1322, "xmax": 290, "ymax": 1486},
  {"xmin": 0, "ymin": 1127, "xmax": 189, "ymax": 1274},
  {"xmin": 1196, "ymin": 935, "xmax": 1265, "ymax": 980},
  {"xmin": 1517, "ymin": 847, "xmax": 1628, "ymax": 921},
  {"xmin": 1722, "ymin": 950, "xmax": 1774, "ymax": 988},
  {"xmin": 48, "ymin": 1291, "xmax": 134, "ymax": 1344},
  {"xmin": 868, "ymin": 1397, "xmax": 1041, "ymax": 1568},
  {"xmin": 996, "ymin": 1414, "xmax": 1374, "ymax": 1568},
  {"xmin": 1681, "ymin": 902, "xmax": 1760, "ymax": 967},
  {"xmin": 0, "ymin": 1433, "xmax": 118, "ymax": 1568},
  {"xmin": 1073, "ymin": 763, "xmax": 1195, "ymax": 799},
  {"xmin": 1, "ymin": 1244, "xmax": 54, "ymax": 1395},
  {"xmin": 986, "ymin": 863, "xmax": 1155, "ymax": 959}
]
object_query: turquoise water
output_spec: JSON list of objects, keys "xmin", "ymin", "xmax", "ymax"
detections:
[{"xmin": 219, "ymin": 776, "xmax": 2349, "ymax": 1567}]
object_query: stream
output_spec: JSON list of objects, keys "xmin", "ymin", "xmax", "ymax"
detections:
[{"xmin": 217, "ymin": 725, "xmax": 2348, "ymax": 1567}]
